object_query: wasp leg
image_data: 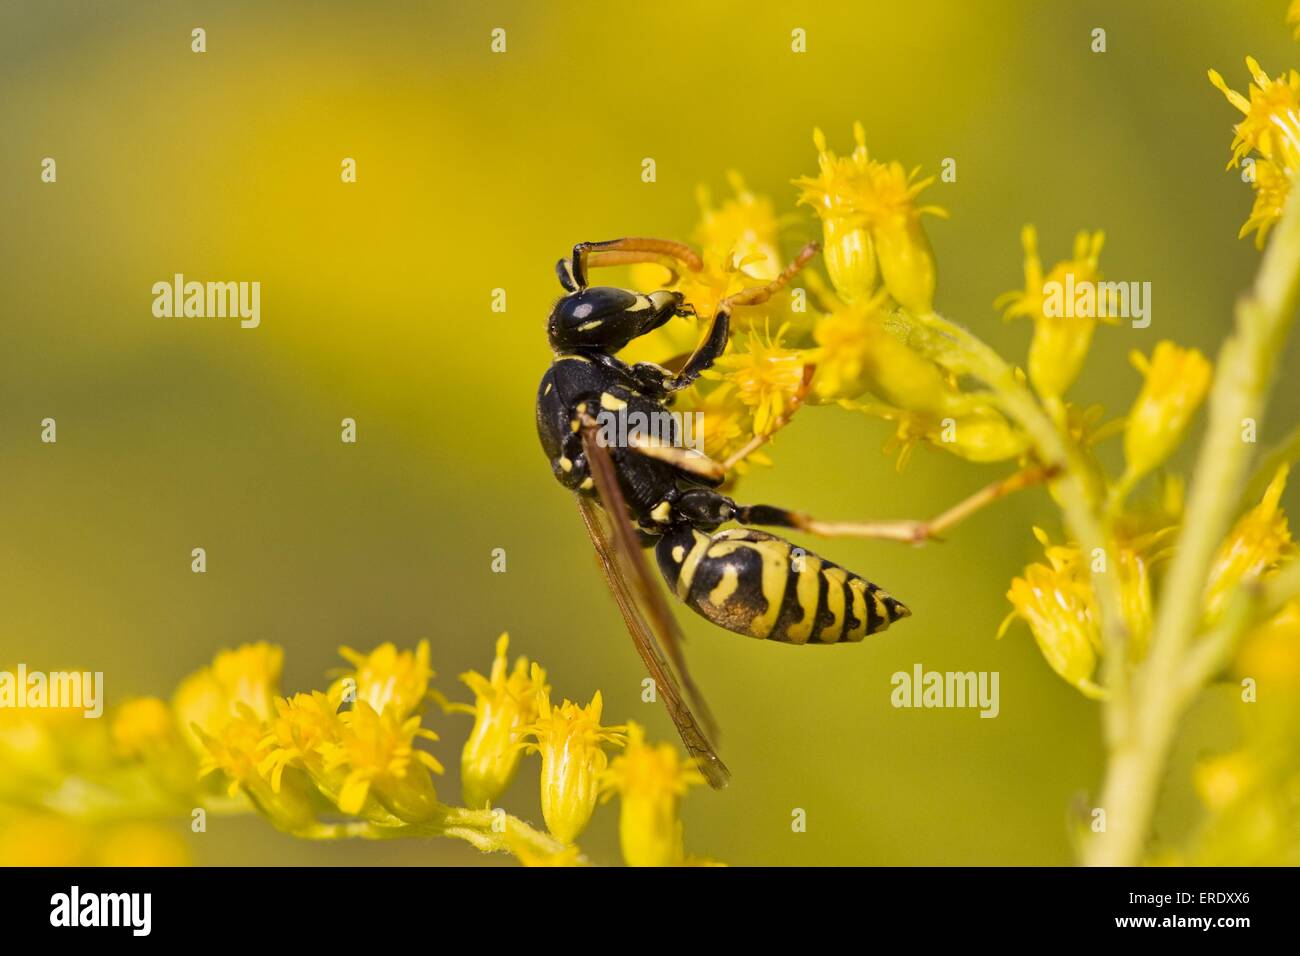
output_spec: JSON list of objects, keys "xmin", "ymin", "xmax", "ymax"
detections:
[
  {"xmin": 735, "ymin": 465, "xmax": 1060, "ymax": 544},
  {"xmin": 665, "ymin": 240, "xmax": 820, "ymax": 392},
  {"xmin": 625, "ymin": 435, "xmax": 726, "ymax": 485},
  {"xmin": 560, "ymin": 237, "xmax": 704, "ymax": 292}
]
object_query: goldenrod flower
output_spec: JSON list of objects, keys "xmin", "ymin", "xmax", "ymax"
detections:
[
  {"xmin": 1208, "ymin": 57, "xmax": 1300, "ymax": 170},
  {"xmin": 107, "ymin": 696, "xmax": 198, "ymax": 797},
  {"xmin": 702, "ymin": 323, "xmax": 807, "ymax": 436},
  {"xmin": 794, "ymin": 125, "xmax": 878, "ymax": 302},
  {"xmin": 1194, "ymin": 751, "xmax": 1258, "ymax": 814},
  {"xmin": 330, "ymin": 639, "xmax": 433, "ymax": 720},
  {"xmin": 856, "ymin": 157, "xmax": 946, "ymax": 316},
  {"xmin": 1000, "ymin": 529, "xmax": 1106, "ymax": 698},
  {"xmin": 1241, "ymin": 156, "xmax": 1291, "ymax": 248},
  {"xmin": 197, "ymin": 706, "xmax": 271, "ymax": 797},
  {"xmin": 112, "ymin": 696, "xmax": 181, "ymax": 758},
  {"xmin": 521, "ymin": 690, "xmax": 625, "ymax": 844},
  {"xmin": 600, "ymin": 722, "xmax": 704, "ymax": 867},
  {"xmin": 810, "ymin": 292, "xmax": 954, "ymax": 412},
  {"xmin": 1209, "ymin": 58, "xmax": 1300, "ymax": 248},
  {"xmin": 668, "ymin": 380, "xmax": 757, "ymax": 467},
  {"xmin": 445, "ymin": 633, "xmax": 548, "ymax": 809},
  {"xmin": 696, "ymin": 384, "xmax": 755, "ymax": 463},
  {"xmin": 1236, "ymin": 599, "xmax": 1300, "ymax": 690},
  {"xmin": 173, "ymin": 642, "xmax": 283, "ymax": 748},
  {"xmin": 0, "ymin": 814, "xmax": 191, "ymax": 867},
  {"xmin": 95, "ymin": 823, "xmax": 192, "ymax": 867},
  {"xmin": 795, "ymin": 123, "xmax": 946, "ymax": 313},
  {"xmin": 997, "ymin": 225, "xmax": 1108, "ymax": 398},
  {"xmin": 1204, "ymin": 466, "xmax": 1294, "ymax": 618},
  {"xmin": 318, "ymin": 700, "xmax": 443, "ymax": 822},
  {"xmin": 670, "ymin": 246, "xmax": 777, "ymax": 326},
  {"xmin": 258, "ymin": 691, "xmax": 340, "ymax": 794},
  {"xmin": 694, "ymin": 172, "xmax": 782, "ymax": 282},
  {"xmin": 197, "ymin": 705, "xmax": 318, "ymax": 832},
  {"xmin": 0, "ymin": 814, "xmax": 91, "ymax": 866},
  {"xmin": 1121, "ymin": 341, "xmax": 1212, "ymax": 484}
]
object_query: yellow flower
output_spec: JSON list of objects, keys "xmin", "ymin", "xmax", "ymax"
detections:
[
  {"xmin": 810, "ymin": 292, "xmax": 957, "ymax": 412},
  {"xmin": 1208, "ymin": 57, "xmax": 1300, "ymax": 171},
  {"xmin": 0, "ymin": 814, "xmax": 191, "ymax": 867},
  {"xmin": 330, "ymin": 639, "xmax": 433, "ymax": 720},
  {"xmin": 1236, "ymin": 599, "xmax": 1300, "ymax": 691},
  {"xmin": 855, "ymin": 157, "xmax": 947, "ymax": 315},
  {"xmin": 112, "ymin": 696, "xmax": 181, "ymax": 758},
  {"xmin": 1204, "ymin": 466, "xmax": 1294, "ymax": 618},
  {"xmin": 693, "ymin": 172, "xmax": 782, "ymax": 282},
  {"xmin": 197, "ymin": 705, "xmax": 318, "ymax": 832},
  {"xmin": 697, "ymin": 385, "xmax": 755, "ymax": 463},
  {"xmin": 173, "ymin": 642, "xmax": 283, "ymax": 748},
  {"xmin": 795, "ymin": 123, "xmax": 947, "ymax": 313},
  {"xmin": 521, "ymin": 690, "xmax": 625, "ymax": 845},
  {"xmin": 445, "ymin": 633, "xmax": 548, "ymax": 809},
  {"xmin": 258, "ymin": 691, "xmax": 340, "ymax": 795},
  {"xmin": 95, "ymin": 823, "xmax": 191, "ymax": 867},
  {"xmin": 1241, "ymin": 156, "xmax": 1291, "ymax": 248},
  {"xmin": 600, "ymin": 722, "xmax": 704, "ymax": 867},
  {"xmin": 1194, "ymin": 751, "xmax": 1258, "ymax": 813},
  {"xmin": 702, "ymin": 323, "xmax": 807, "ymax": 437},
  {"xmin": 999, "ymin": 529, "xmax": 1106, "ymax": 698},
  {"xmin": 794, "ymin": 125, "xmax": 878, "ymax": 302},
  {"xmin": 0, "ymin": 813, "xmax": 91, "ymax": 866},
  {"xmin": 318, "ymin": 700, "xmax": 443, "ymax": 823},
  {"xmin": 1122, "ymin": 341, "xmax": 1212, "ymax": 484},
  {"xmin": 196, "ymin": 706, "xmax": 271, "ymax": 797},
  {"xmin": 996, "ymin": 225, "xmax": 1108, "ymax": 398}
]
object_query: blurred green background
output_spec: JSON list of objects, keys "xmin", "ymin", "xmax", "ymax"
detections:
[{"xmin": 3, "ymin": 0, "xmax": 1298, "ymax": 865}]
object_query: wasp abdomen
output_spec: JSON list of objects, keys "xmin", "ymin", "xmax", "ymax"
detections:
[{"xmin": 655, "ymin": 527, "xmax": 909, "ymax": 644}]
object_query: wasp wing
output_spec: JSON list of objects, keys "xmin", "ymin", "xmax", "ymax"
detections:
[{"xmin": 577, "ymin": 424, "xmax": 729, "ymax": 788}]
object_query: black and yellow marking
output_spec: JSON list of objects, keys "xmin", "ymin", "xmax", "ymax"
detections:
[{"xmin": 655, "ymin": 527, "xmax": 908, "ymax": 644}]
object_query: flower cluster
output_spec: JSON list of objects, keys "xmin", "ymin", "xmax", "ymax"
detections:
[
  {"xmin": 998, "ymin": 339, "xmax": 1225, "ymax": 697},
  {"xmin": 1209, "ymin": 57, "xmax": 1300, "ymax": 246},
  {"xmin": 0, "ymin": 635, "xmax": 717, "ymax": 866},
  {"xmin": 618, "ymin": 123, "xmax": 1029, "ymax": 472},
  {"xmin": 602, "ymin": 118, "xmax": 1282, "ymax": 726}
]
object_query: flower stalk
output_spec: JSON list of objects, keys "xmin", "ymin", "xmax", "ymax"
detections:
[{"xmin": 1082, "ymin": 168, "xmax": 1300, "ymax": 866}]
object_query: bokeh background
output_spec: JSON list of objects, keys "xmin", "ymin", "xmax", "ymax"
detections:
[{"xmin": 3, "ymin": 0, "xmax": 1298, "ymax": 865}]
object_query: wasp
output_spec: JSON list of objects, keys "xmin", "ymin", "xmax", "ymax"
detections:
[{"xmin": 535, "ymin": 237, "xmax": 917, "ymax": 787}]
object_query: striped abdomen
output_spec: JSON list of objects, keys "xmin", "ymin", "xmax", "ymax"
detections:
[{"xmin": 655, "ymin": 526, "xmax": 909, "ymax": 644}]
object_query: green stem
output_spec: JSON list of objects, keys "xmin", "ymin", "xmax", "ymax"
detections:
[
  {"xmin": 915, "ymin": 310, "xmax": 1131, "ymax": 726},
  {"xmin": 1082, "ymin": 176, "xmax": 1300, "ymax": 867}
]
